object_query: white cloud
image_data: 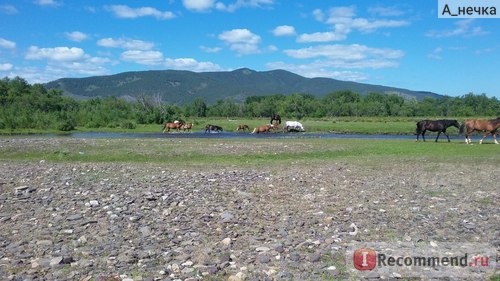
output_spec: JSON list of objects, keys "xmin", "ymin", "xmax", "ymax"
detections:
[
  {"xmin": 266, "ymin": 61, "xmax": 368, "ymax": 81},
  {"xmin": 325, "ymin": 6, "xmax": 408, "ymax": 33},
  {"xmin": 200, "ymin": 46, "xmax": 222, "ymax": 53},
  {"xmin": 283, "ymin": 44, "xmax": 404, "ymax": 69},
  {"xmin": 301, "ymin": 6, "xmax": 409, "ymax": 43},
  {"xmin": 14, "ymin": 47, "xmax": 112, "ymax": 83},
  {"xmin": 368, "ymin": 6, "xmax": 405, "ymax": 17},
  {"xmin": 297, "ymin": 31, "xmax": 347, "ymax": 43},
  {"xmin": 182, "ymin": 0, "xmax": 215, "ymax": 12},
  {"xmin": 0, "ymin": 4, "xmax": 18, "ymax": 14},
  {"xmin": 25, "ymin": 46, "xmax": 86, "ymax": 61},
  {"xmin": 65, "ymin": 31, "xmax": 89, "ymax": 42},
  {"xmin": 0, "ymin": 63, "xmax": 13, "ymax": 71},
  {"xmin": 272, "ymin": 25, "xmax": 296, "ymax": 36},
  {"xmin": 218, "ymin": 28, "xmax": 261, "ymax": 55},
  {"xmin": 34, "ymin": 0, "xmax": 60, "ymax": 7},
  {"xmin": 428, "ymin": 47, "xmax": 443, "ymax": 60},
  {"xmin": 0, "ymin": 38, "xmax": 16, "ymax": 49},
  {"xmin": 426, "ymin": 19, "xmax": 487, "ymax": 38},
  {"xmin": 97, "ymin": 37, "xmax": 154, "ymax": 50},
  {"xmin": 183, "ymin": 0, "xmax": 275, "ymax": 12},
  {"xmin": 312, "ymin": 9, "xmax": 324, "ymax": 21},
  {"xmin": 121, "ymin": 50, "xmax": 164, "ymax": 65},
  {"xmin": 107, "ymin": 5, "xmax": 175, "ymax": 20},
  {"xmin": 216, "ymin": 0, "xmax": 275, "ymax": 12},
  {"xmin": 165, "ymin": 58, "xmax": 223, "ymax": 71}
]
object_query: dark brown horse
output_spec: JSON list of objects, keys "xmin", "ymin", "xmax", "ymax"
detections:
[
  {"xmin": 162, "ymin": 120, "xmax": 184, "ymax": 133},
  {"xmin": 205, "ymin": 124, "xmax": 223, "ymax": 133},
  {"xmin": 270, "ymin": 114, "xmax": 281, "ymax": 125},
  {"xmin": 236, "ymin": 124, "xmax": 249, "ymax": 132},
  {"xmin": 251, "ymin": 124, "xmax": 274, "ymax": 134},
  {"xmin": 459, "ymin": 117, "xmax": 500, "ymax": 144},
  {"xmin": 415, "ymin": 119, "xmax": 460, "ymax": 142}
]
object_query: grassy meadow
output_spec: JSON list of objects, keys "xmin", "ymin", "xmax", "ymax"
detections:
[{"xmin": 1, "ymin": 137, "xmax": 497, "ymax": 167}]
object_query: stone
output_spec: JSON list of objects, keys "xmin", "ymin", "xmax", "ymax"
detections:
[{"xmin": 66, "ymin": 214, "xmax": 83, "ymax": 221}]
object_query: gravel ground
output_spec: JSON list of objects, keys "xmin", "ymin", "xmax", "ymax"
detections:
[{"xmin": 0, "ymin": 138, "xmax": 498, "ymax": 281}]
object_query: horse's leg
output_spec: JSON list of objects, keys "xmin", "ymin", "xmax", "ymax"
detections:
[
  {"xmin": 422, "ymin": 130, "xmax": 426, "ymax": 142},
  {"xmin": 435, "ymin": 131, "xmax": 441, "ymax": 142},
  {"xmin": 479, "ymin": 131, "xmax": 489, "ymax": 144},
  {"xmin": 494, "ymin": 132, "xmax": 499, "ymax": 144},
  {"xmin": 444, "ymin": 132, "xmax": 451, "ymax": 142}
]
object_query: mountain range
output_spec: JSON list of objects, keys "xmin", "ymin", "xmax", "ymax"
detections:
[{"xmin": 45, "ymin": 68, "xmax": 442, "ymax": 104}]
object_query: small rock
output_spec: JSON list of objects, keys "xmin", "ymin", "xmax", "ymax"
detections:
[
  {"xmin": 349, "ymin": 223, "xmax": 358, "ymax": 236},
  {"xmin": 221, "ymin": 237, "xmax": 232, "ymax": 246},
  {"xmin": 220, "ymin": 211, "xmax": 234, "ymax": 222},
  {"xmin": 50, "ymin": 257, "xmax": 63, "ymax": 267},
  {"xmin": 66, "ymin": 214, "xmax": 83, "ymax": 221},
  {"xmin": 289, "ymin": 252, "xmax": 301, "ymax": 261},
  {"xmin": 258, "ymin": 254, "xmax": 271, "ymax": 263},
  {"xmin": 308, "ymin": 252, "xmax": 321, "ymax": 262},
  {"xmin": 256, "ymin": 246, "xmax": 270, "ymax": 252}
]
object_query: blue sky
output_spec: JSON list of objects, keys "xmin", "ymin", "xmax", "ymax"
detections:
[{"xmin": 1, "ymin": 0, "xmax": 499, "ymax": 99}]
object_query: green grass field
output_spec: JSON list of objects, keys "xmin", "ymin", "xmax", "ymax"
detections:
[{"xmin": 1, "ymin": 137, "xmax": 497, "ymax": 166}]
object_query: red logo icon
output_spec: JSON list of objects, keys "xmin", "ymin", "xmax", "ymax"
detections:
[{"xmin": 353, "ymin": 248, "xmax": 377, "ymax": 270}]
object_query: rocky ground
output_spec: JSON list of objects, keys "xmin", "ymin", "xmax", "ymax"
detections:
[{"xmin": 0, "ymin": 138, "xmax": 498, "ymax": 280}]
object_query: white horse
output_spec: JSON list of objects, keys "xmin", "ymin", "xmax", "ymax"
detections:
[{"xmin": 284, "ymin": 121, "xmax": 305, "ymax": 132}]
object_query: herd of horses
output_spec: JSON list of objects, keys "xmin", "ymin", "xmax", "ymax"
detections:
[
  {"xmin": 163, "ymin": 115, "xmax": 500, "ymax": 144},
  {"xmin": 416, "ymin": 117, "xmax": 500, "ymax": 144}
]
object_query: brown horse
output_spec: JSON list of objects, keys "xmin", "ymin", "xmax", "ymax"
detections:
[
  {"xmin": 459, "ymin": 117, "xmax": 500, "ymax": 144},
  {"xmin": 236, "ymin": 124, "xmax": 249, "ymax": 132},
  {"xmin": 162, "ymin": 120, "xmax": 184, "ymax": 133},
  {"xmin": 180, "ymin": 122, "xmax": 193, "ymax": 132},
  {"xmin": 251, "ymin": 124, "xmax": 274, "ymax": 134}
]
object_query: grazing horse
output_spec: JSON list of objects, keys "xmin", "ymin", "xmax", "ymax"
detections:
[
  {"xmin": 236, "ymin": 124, "xmax": 250, "ymax": 132},
  {"xmin": 270, "ymin": 114, "xmax": 281, "ymax": 125},
  {"xmin": 415, "ymin": 119, "xmax": 460, "ymax": 142},
  {"xmin": 205, "ymin": 124, "xmax": 223, "ymax": 133},
  {"xmin": 251, "ymin": 124, "xmax": 274, "ymax": 134},
  {"xmin": 459, "ymin": 117, "xmax": 500, "ymax": 144},
  {"xmin": 284, "ymin": 121, "xmax": 305, "ymax": 132},
  {"xmin": 162, "ymin": 120, "xmax": 184, "ymax": 133},
  {"xmin": 180, "ymin": 122, "xmax": 193, "ymax": 132}
]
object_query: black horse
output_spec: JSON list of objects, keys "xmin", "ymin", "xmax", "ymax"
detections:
[
  {"xmin": 415, "ymin": 119, "xmax": 460, "ymax": 142},
  {"xmin": 270, "ymin": 114, "xmax": 281, "ymax": 125},
  {"xmin": 205, "ymin": 124, "xmax": 223, "ymax": 133}
]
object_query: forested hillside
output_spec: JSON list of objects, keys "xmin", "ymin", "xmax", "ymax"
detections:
[
  {"xmin": 44, "ymin": 68, "xmax": 441, "ymax": 104},
  {"xmin": 1, "ymin": 76, "xmax": 499, "ymax": 131}
]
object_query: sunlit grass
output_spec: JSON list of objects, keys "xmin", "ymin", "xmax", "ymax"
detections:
[{"xmin": 1, "ymin": 138, "xmax": 497, "ymax": 166}]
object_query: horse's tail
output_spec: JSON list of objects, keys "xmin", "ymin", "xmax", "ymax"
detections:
[
  {"xmin": 415, "ymin": 121, "xmax": 422, "ymax": 135},
  {"xmin": 459, "ymin": 123, "xmax": 465, "ymax": 134}
]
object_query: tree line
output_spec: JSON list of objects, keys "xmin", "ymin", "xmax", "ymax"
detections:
[{"xmin": 1, "ymin": 76, "xmax": 499, "ymax": 131}]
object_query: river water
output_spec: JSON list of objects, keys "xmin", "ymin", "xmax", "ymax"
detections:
[{"xmin": 61, "ymin": 131, "xmax": 458, "ymax": 141}]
